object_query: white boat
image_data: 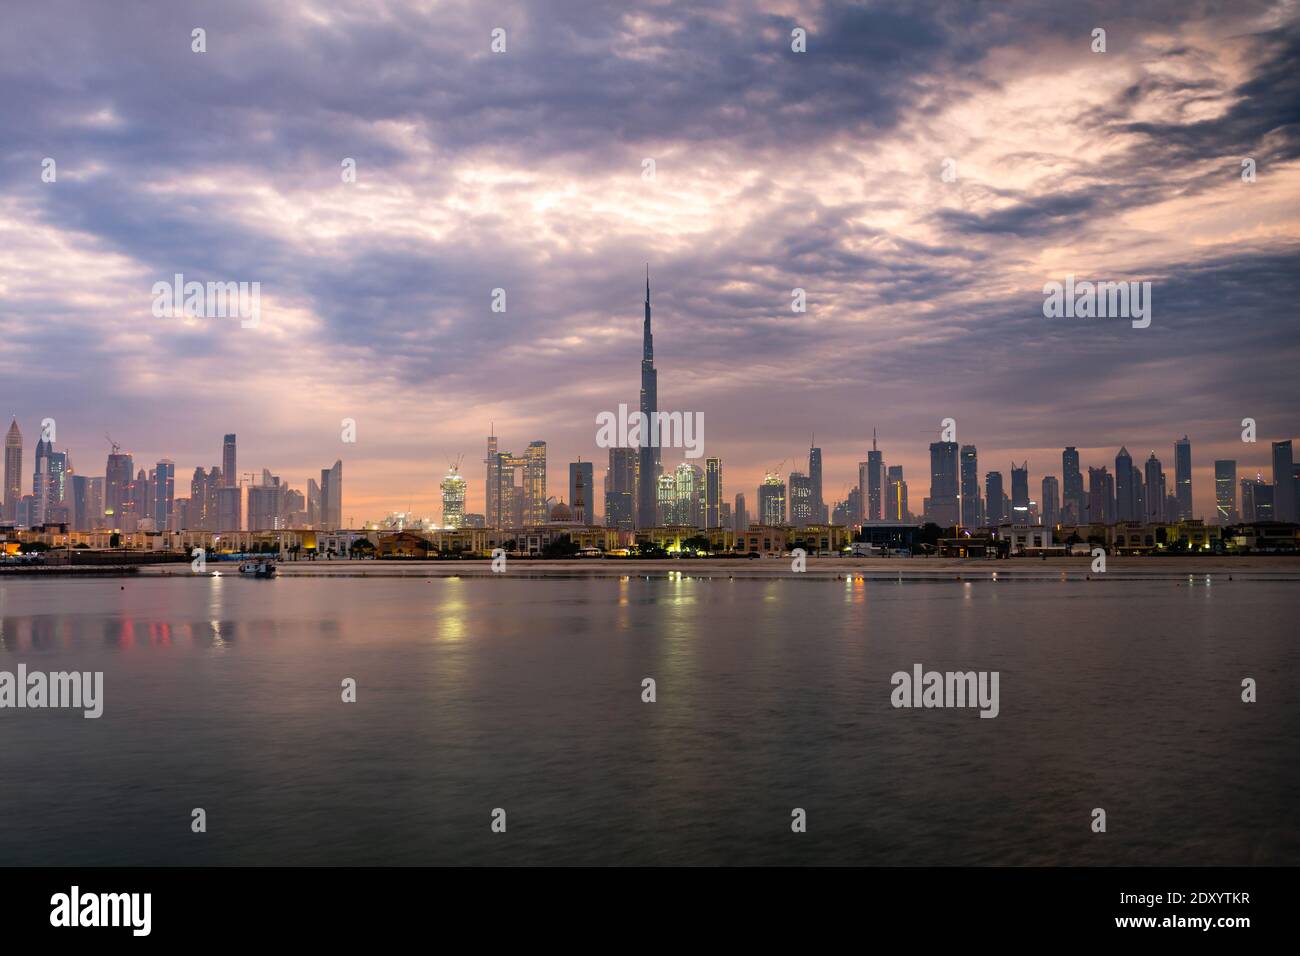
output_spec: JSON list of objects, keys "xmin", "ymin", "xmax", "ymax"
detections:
[{"xmin": 238, "ymin": 560, "xmax": 277, "ymax": 578}]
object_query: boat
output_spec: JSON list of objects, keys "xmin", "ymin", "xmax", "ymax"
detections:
[{"xmin": 238, "ymin": 559, "xmax": 277, "ymax": 578}]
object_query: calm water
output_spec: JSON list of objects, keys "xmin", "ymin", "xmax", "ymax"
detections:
[{"xmin": 1, "ymin": 573, "xmax": 1296, "ymax": 865}]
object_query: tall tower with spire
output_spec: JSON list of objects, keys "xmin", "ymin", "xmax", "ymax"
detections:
[
  {"xmin": 636, "ymin": 268, "xmax": 660, "ymax": 529},
  {"xmin": 867, "ymin": 428, "xmax": 885, "ymax": 522},
  {"xmin": 3, "ymin": 418, "xmax": 21, "ymax": 523}
]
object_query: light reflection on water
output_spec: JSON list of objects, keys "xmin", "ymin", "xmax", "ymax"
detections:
[{"xmin": 0, "ymin": 574, "xmax": 1296, "ymax": 866}]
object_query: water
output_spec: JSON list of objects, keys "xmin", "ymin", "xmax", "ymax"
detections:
[{"xmin": 1, "ymin": 573, "xmax": 1295, "ymax": 865}]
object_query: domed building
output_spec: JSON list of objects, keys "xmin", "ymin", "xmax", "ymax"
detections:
[{"xmin": 549, "ymin": 500, "xmax": 575, "ymax": 524}]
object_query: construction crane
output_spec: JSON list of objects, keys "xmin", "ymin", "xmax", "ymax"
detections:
[
  {"xmin": 768, "ymin": 458, "xmax": 788, "ymax": 477},
  {"xmin": 448, "ymin": 452, "xmax": 464, "ymax": 474},
  {"xmin": 105, "ymin": 432, "xmax": 120, "ymax": 455}
]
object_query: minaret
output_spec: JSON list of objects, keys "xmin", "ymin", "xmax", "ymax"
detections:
[{"xmin": 636, "ymin": 267, "xmax": 660, "ymax": 529}]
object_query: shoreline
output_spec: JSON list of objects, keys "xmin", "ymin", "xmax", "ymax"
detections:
[
  {"xmin": 6, "ymin": 556, "xmax": 1297, "ymax": 580},
  {"xmin": 109, "ymin": 554, "xmax": 1300, "ymax": 581}
]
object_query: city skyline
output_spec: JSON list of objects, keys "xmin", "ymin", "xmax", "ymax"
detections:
[
  {"xmin": 3, "ymin": 259, "xmax": 1298, "ymax": 531},
  {"xmin": 1, "ymin": 2, "xmax": 1297, "ymax": 523},
  {"xmin": 3, "ymin": 390, "xmax": 1295, "ymax": 529}
]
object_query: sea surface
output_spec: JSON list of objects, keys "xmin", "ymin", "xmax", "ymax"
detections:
[{"xmin": 1, "ymin": 572, "xmax": 1296, "ymax": 865}]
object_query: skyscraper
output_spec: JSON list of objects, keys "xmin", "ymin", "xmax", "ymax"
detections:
[
  {"xmin": 809, "ymin": 442, "xmax": 825, "ymax": 524},
  {"xmin": 153, "ymin": 460, "xmax": 175, "ymax": 531},
  {"xmin": 636, "ymin": 271, "xmax": 660, "ymax": 529},
  {"xmin": 133, "ymin": 468, "xmax": 152, "ymax": 524},
  {"xmin": 657, "ymin": 472, "xmax": 677, "ymax": 524},
  {"xmin": 1293, "ymin": 463, "xmax": 1299, "ymax": 521},
  {"xmin": 440, "ymin": 464, "xmax": 467, "ymax": 529},
  {"xmin": 33, "ymin": 436, "xmax": 51, "ymax": 495},
  {"xmin": 1062, "ymin": 447, "xmax": 1084, "ymax": 524},
  {"xmin": 40, "ymin": 444, "xmax": 68, "ymax": 520},
  {"xmin": 984, "ymin": 472, "xmax": 1004, "ymax": 525},
  {"xmin": 1041, "ymin": 476, "xmax": 1060, "ymax": 527},
  {"xmin": 1011, "ymin": 462, "xmax": 1030, "ymax": 523},
  {"xmin": 674, "ymin": 462, "xmax": 703, "ymax": 528},
  {"xmin": 206, "ymin": 467, "xmax": 222, "ymax": 528},
  {"xmin": 485, "ymin": 429, "xmax": 500, "ymax": 529},
  {"xmin": 789, "ymin": 471, "xmax": 813, "ymax": 526},
  {"xmin": 1174, "ymin": 436, "xmax": 1193, "ymax": 520},
  {"xmin": 845, "ymin": 487, "xmax": 862, "ymax": 524},
  {"xmin": 605, "ymin": 447, "xmax": 637, "ymax": 530},
  {"xmin": 104, "ymin": 449, "xmax": 133, "ymax": 529},
  {"xmin": 1115, "ymin": 447, "xmax": 1135, "ymax": 521},
  {"xmin": 524, "ymin": 441, "xmax": 547, "ymax": 525},
  {"xmin": 1214, "ymin": 460, "xmax": 1237, "ymax": 524},
  {"xmin": 886, "ymin": 465, "xmax": 908, "ymax": 522},
  {"xmin": 867, "ymin": 431, "xmax": 884, "ymax": 522},
  {"xmin": 320, "ymin": 459, "xmax": 343, "ymax": 529},
  {"xmin": 1131, "ymin": 464, "xmax": 1145, "ymax": 523},
  {"xmin": 217, "ymin": 484, "xmax": 242, "ymax": 531},
  {"xmin": 1272, "ymin": 440, "xmax": 1296, "ymax": 522},
  {"xmin": 1242, "ymin": 473, "xmax": 1273, "ymax": 521},
  {"xmin": 928, "ymin": 441, "xmax": 959, "ymax": 526},
  {"xmin": 705, "ymin": 457, "xmax": 723, "ymax": 528},
  {"xmin": 69, "ymin": 474, "xmax": 103, "ymax": 532},
  {"xmin": 568, "ymin": 459, "xmax": 594, "ymax": 525},
  {"xmin": 3, "ymin": 418, "xmax": 21, "ymax": 523},
  {"xmin": 1144, "ymin": 452, "xmax": 1165, "ymax": 522},
  {"xmin": 191, "ymin": 467, "xmax": 210, "ymax": 529},
  {"xmin": 222, "ymin": 434, "xmax": 237, "ymax": 487},
  {"xmin": 758, "ymin": 474, "xmax": 786, "ymax": 526},
  {"xmin": 183, "ymin": 465, "xmax": 221, "ymax": 530},
  {"xmin": 960, "ymin": 444, "xmax": 980, "ymax": 528},
  {"xmin": 248, "ymin": 472, "xmax": 282, "ymax": 531},
  {"xmin": 1087, "ymin": 466, "xmax": 1113, "ymax": 524},
  {"xmin": 856, "ymin": 459, "xmax": 869, "ymax": 524},
  {"xmin": 733, "ymin": 492, "xmax": 748, "ymax": 532},
  {"xmin": 31, "ymin": 436, "xmax": 55, "ymax": 526}
]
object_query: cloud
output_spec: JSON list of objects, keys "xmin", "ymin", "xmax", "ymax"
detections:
[{"xmin": 0, "ymin": 0, "xmax": 1296, "ymax": 521}]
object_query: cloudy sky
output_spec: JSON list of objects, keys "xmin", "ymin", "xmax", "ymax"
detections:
[{"xmin": 2, "ymin": 0, "xmax": 1297, "ymax": 522}]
